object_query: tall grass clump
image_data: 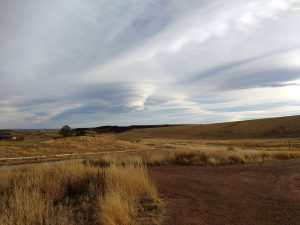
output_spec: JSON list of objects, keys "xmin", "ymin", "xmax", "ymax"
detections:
[
  {"xmin": 99, "ymin": 165, "xmax": 160, "ymax": 225},
  {"xmin": 0, "ymin": 162, "xmax": 160, "ymax": 225}
]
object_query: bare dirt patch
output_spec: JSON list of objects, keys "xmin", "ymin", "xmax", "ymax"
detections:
[{"xmin": 150, "ymin": 159, "xmax": 300, "ymax": 225}]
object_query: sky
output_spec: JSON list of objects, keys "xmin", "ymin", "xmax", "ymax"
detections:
[{"xmin": 1, "ymin": 0, "xmax": 300, "ymax": 129}]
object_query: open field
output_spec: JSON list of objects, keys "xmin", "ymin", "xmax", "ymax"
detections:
[
  {"xmin": 1, "ymin": 135, "xmax": 300, "ymax": 166},
  {"xmin": 0, "ymin": 134, "xmax": 150, "ymax": 158},
  {"xmin": 1, "ymin": 115, "xmax": 300, "ymax": 160},
  {"xmin": 1, "ymin": 115, "xmax": 300, "ymax": 225},
  {"xmin": 2, "ymin": 145, "xmax": 299, "ymax": 225}
]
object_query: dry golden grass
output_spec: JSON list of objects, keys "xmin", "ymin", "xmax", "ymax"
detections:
[
  {"xmin": 0, "ymin": 134, "xmax": 149, "ymax": 158},
  {"xmin": 123, "ymin": 137, "xmax": 300, "ymax": 151},
  {"xmin": 0, "ymin": 162, "xmax": 160, "ymax": 225},
  {"xmin": 87, "ymin": 148, "xmax": 300, "ymax": 166},
  {"xmin": 1, "ymin": 131, "xmax": 300, "ymax": 169},
  {"xmin": 1, "ymin": 115, "xmax": 300, "ymax": 159},
  {"xmin": 1, "ymin": 126, "xmax": 300, "ymax": 160},
  {"xmin": 99, "ymin": 165, "xmax": 160, "ymax": 225}
]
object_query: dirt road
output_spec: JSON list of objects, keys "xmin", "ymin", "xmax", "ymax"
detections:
[
  {"xmin": 150, "ymin": 159, "xmax": 300, "ymax": 225},
  {"xmin": 0, "ymin": 149, "xmax": 154, "ymax": 167}
]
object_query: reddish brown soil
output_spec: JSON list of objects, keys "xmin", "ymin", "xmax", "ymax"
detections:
[{"xmin": 150, "ymin": 159, "xmax": 300, "ymax": 225}]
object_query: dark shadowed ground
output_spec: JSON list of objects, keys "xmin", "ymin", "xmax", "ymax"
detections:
[{"xmin": 150, "ymin": 159, "xmax": 300, "ymax": 225}]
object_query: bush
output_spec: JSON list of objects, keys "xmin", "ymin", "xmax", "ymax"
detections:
[
  {"xmin": 75, "ymin": 129, "xmax": 86, "ymax": 136},
  {"xmin": 59, "ymin": 125, "xmax": 73, "ymax": 137}
]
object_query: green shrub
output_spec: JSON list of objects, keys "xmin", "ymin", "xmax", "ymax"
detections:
[{"xmin": 59, "ymin": 125, "xmax": 73, "ymax": 137}]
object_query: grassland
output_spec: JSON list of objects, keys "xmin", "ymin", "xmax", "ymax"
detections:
[
  {"xmin": 117, "ymin": 115, "xmax": 300, "ymax": 139},
  {"xmin": 1, "ymin": 115, "xmax": 300, "ymax": 160},
  {"xmin": 0, "ymin": 134, "xmax": 148, "ymax": 158},
  {"xmin": 0, "ymin": 162, "xmax": 160, "ymax": 225},
  {"xmin": 1, "ymin": 116, "xmax": 300, "ymax": 225},
  {"xmin": 85, "ymin": 148, "xmax": 300, "ymax": 166},
  {"xmin": 1, "ymin": 116, "xmax": 299, "ymax": 225},
  {"xmin": 1, "ymin": 132, "xmax": 300, "ymax": 166}
]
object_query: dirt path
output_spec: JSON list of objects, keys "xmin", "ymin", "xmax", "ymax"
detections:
[
  {"xmin": 149, "ymin": 159, "xmax": 300, "ymax": 225},
  {"xmin": 0, "ymin": 149, "xmax": 154, "ymax": 168}
]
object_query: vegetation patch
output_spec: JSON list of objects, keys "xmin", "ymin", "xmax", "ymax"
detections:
[
  {"xmin": 0, "ymin": 163, "xmax": 160, "ymax": 225},
  {"xmin": 87, "ymin": 149, "xmax": 300, "ymax": 167}
]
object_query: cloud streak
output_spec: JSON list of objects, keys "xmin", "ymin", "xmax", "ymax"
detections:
[{"xmin": 0, "ymin": 0, "xmax": 300, "ymax": 128}]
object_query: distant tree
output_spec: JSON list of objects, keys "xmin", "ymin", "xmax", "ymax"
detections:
[{"xmin": 59, "ymin": 125, "xmax": 73, "ymax": 137}]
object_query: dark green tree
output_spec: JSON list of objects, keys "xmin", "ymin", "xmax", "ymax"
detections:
[{"xmin": 59, "ymin": 125, "xmax": 73, "ymax": 137}]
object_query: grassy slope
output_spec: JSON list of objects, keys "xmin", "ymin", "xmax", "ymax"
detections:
[{"xmin": 118, "ymin": 115, "xmax": 300, "ymax": 140}]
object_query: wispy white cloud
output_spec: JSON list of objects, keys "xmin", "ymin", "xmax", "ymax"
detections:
[{"xmin": 0, "ymin": 0, "xmax": 300, "ymax": 128}]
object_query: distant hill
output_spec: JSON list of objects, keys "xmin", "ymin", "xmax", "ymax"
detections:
[
  {"xmin": 74, "ymin": 125, "xmax": 170, "ymax": 135},
  {"xmin": 115, "ymin": 115, "xmax": 300, "ymax": 139}
]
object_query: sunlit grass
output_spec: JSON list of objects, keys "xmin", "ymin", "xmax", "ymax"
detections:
[
  {"xmin": 0, "ymin": 162, "xmax": 160, "ymax": 225},
  {"xmin": 87, "ymin": 148, "xmax": 300, "ymax": 166}
]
